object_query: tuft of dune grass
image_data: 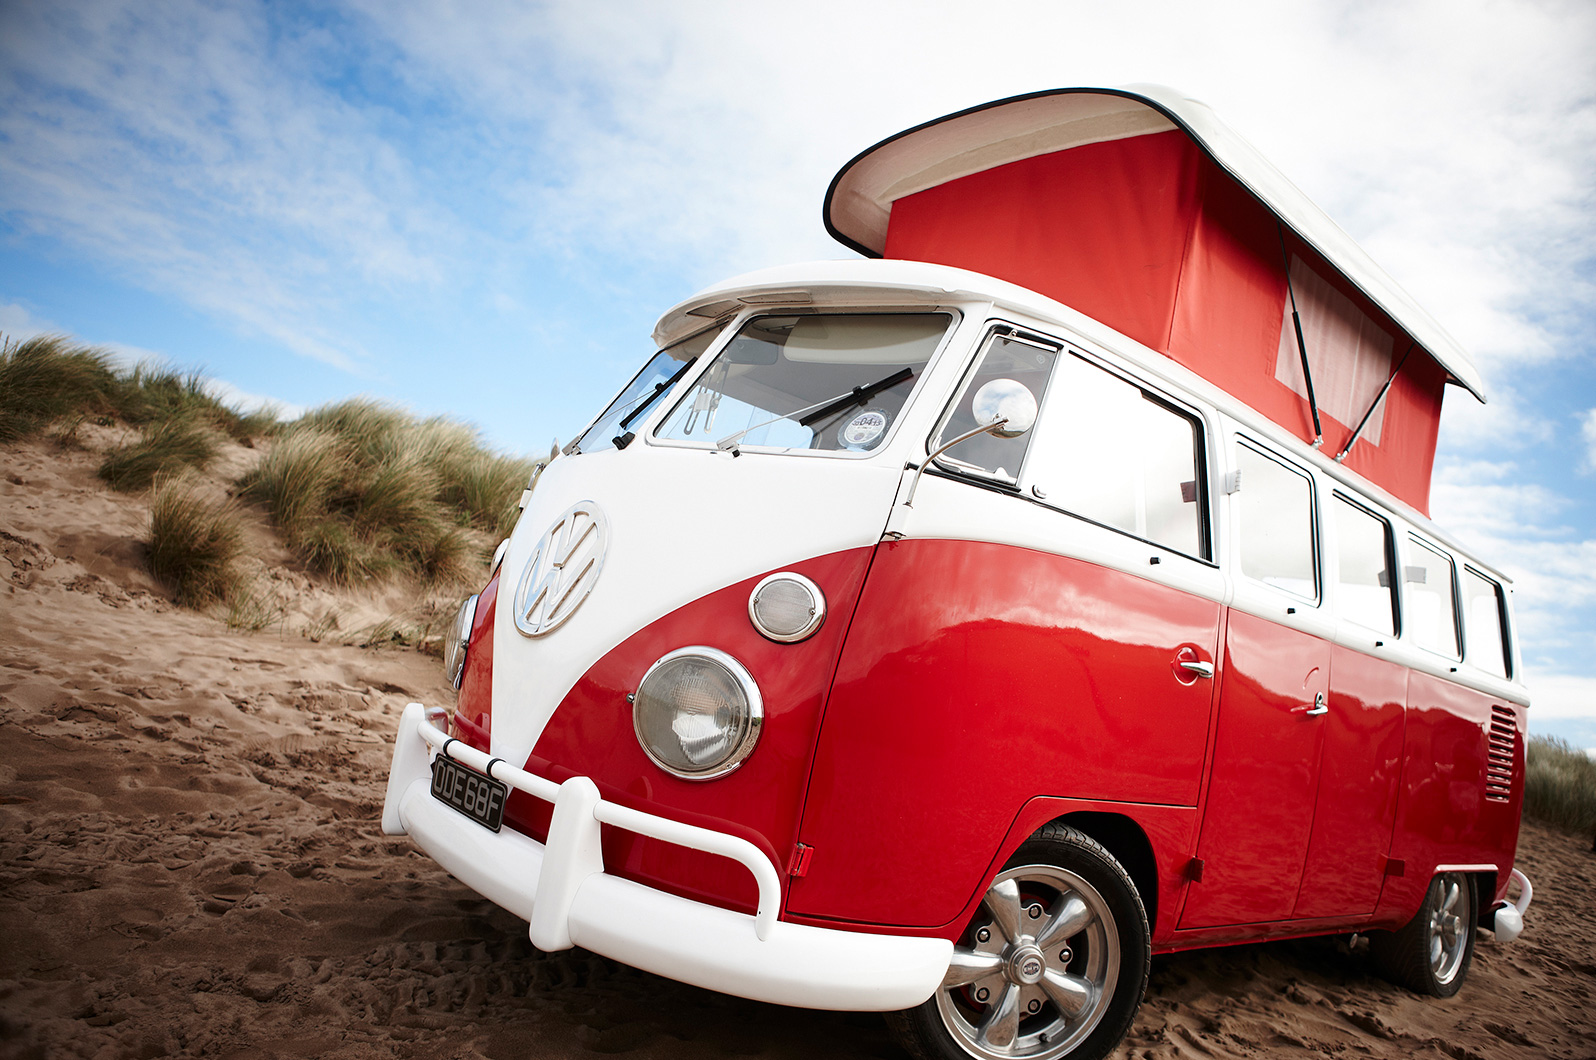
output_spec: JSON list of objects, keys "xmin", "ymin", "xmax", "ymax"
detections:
[
  {"xmin": 0, "ymin": 332, "xmax": 281, "ymax": 445},
  {"xmin": 1524, "ymin": 734, "xmax": 1596, "ymax": 841},
  {"xmin": 98, "ymin": 416, "xmax": 218, "ymax": 491},
  {"xmin": 242, "ymin": 398, "xmax": 534, "ymax": 586},
  {"xmin": 0, "ymin": 335, "xmax": 120, "ymax": 441},
  {"xmin": 147, "ymin": 474, "xmax": 245, "ymax": 607}
]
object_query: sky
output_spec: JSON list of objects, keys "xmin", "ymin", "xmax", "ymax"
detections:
[{"xmin": 2, "ymin": 0, "xmax": 1593, "ymax": 742}]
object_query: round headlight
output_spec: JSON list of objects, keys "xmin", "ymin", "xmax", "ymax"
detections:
[
  {"xmin": 633, "ymin": 647, "xmax": 762, "ymax": 780},
  {"xmin": 748, "ymin": 572, "xmax": 825, "ymax": 643},
  {"xmin": 443, "ymin": 594, "xmax": 479, "ymax": 689}
]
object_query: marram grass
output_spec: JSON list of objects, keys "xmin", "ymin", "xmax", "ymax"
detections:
[
  {"xmin": 147, "ymin": 474, "xmax": 245, "ymax": 607},
  {"xmin": 242, "ymin": 398, "xmax": 535, "ymax": 586},
  {"xmin": 1, "ymin": 333, "xmax": 281, "ymax": 446},
  {"xmin": 1524, "ymin": 734, "xmax": 1596, "ymax": 840},
  {"xmin": 98, "ymin": 417, "xmax": 218, "ymax": 491}
]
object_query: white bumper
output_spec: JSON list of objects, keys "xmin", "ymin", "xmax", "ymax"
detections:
[
  {"xmin": 380, "ymin": 703, "xmax": 952, "ymax": 1011},
  {"xmin": 1490, "ymin": 868, "xmax": 1533, "ymax": 943}
]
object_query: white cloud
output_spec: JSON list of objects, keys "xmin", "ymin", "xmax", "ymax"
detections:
[
  {"xmin": 1583, "ymin": 408, "xmax": 1596, "ymax": 472},
  {"xmin": 1431, "ymin": 459, "xmax": 1596, "ymax": 676},
  {"xmin": 0, "ymin": 302, "xmax": 57, "ymax": 342},
  {"xmin": 1524, "ymin": 671, "xmax": 1596, "ymax": 720},
  {"xmin": 0, "ymin": 2, "xmax": 451, "ymax": 374}
]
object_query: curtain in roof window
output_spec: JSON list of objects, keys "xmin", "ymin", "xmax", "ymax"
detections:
[{"xmin": 1274, "ymin": 256, "xmax": 1394, "ymax": 445}]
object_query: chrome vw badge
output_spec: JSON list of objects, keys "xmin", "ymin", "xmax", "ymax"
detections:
[{"xmin": 512, "ymin": 501, "xmax": 609, "ymax": 638}]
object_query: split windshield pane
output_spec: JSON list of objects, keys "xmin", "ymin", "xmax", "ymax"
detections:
[
  {"xmin": 571, "ymin": 324, "xmax": 726, "ymax": 453},
  {"xmin": 654, "ymin": 313, "xmax": 951, "ymax": 452}
]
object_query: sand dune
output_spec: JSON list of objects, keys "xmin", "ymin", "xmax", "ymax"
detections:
[{"xmin": 2, "ymin": 437, "xmax": 1593, "ymax": 1059}]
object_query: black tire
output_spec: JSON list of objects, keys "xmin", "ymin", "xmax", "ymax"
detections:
[
  {"xmin": 885, "ymin": 823, "xmax": 1150, "ymax": 1060},
  {"xmin": 1369, "ymin": 872, "xmax": 1476, "ymax": 997}
]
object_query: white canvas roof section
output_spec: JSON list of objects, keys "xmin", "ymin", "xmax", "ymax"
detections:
[{"xmin": 822, "ymin": 85, "xmax": 1485, "ymax": 403}]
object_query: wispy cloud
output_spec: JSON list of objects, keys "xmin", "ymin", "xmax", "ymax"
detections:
[
  {"xmin": 0, "ymin": 1, "xmax": 461, "ymax": 373},
  {"xmin": 1584, "ymin": 409, "xmax": 1596, "ymax": 472}
]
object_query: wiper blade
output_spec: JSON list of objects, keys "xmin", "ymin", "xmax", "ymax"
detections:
[
  {"xmin": 716, "ymin": 367, "xmax": 915, "ymax": 450},
  {"xmin": 614, "ymin": 357, "xmax": 698, "ymax": 436},
  {"xmin": 797, "ymin": 367, "xmax": 914, "ymax": 428}
]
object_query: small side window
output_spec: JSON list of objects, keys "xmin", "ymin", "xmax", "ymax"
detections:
[
  {"xmin": 1236, "ymin": 444, "xmax": 1318, "ymax": 601},
  {"xmin": 1461, "ymin": 567, "xmax": 1510, "ymax": 678},
  {"xmin": 933, "ymin": 329, "xmax": 1059, "ymax": 484},
  {"xmin": 1406, "ymin": 538, "xmax": 1459, "ymax": 659},
  {"xmin": 1332, "ymin": 494, "xmax": 1397, "ymax": 635}
]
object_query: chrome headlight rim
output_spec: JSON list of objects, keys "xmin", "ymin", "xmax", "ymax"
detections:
[
  {"xmin": 747, "ymin": 572, "xmax": 826, "ymax": 643},
  {"xmin": 632, "ymin": 645, "xmax": 763, "ymax": 782},
  {"xmin": 443, "ymin": 593, "xmax": 480, "ymax": 690}
]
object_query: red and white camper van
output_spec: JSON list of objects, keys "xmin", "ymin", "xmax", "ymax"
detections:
[{"xmin": 382, "ymin": 86, "xmax": 1533, "ymax": 1060}]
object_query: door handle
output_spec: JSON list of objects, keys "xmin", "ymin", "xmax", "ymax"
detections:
[
  {"xmin": 1179, "ymin": 660, "xmax": 1215, "ymax": 679},
  {"xmin": 1293, "ymin": 692, "xmax": 1328, "ymax": 716}
]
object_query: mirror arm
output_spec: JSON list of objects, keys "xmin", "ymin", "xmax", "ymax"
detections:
[{"xmin": 902, "ymin": 418, "xmax": 1008, "ymax": 509}]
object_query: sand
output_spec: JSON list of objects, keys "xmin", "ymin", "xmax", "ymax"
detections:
[{"xmin": 2, "ymin": 435, "xmax": 1593, "ymax": 1060}]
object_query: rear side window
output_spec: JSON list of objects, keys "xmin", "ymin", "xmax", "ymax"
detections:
[
  {"xmin": 1024, "ymin": 352, "xmax": 1207, "ymax": 559},
  {"xmin": 1461, "ymin": 567, "xmax": 1510, "ymax": 677},
  {"xmin": 1332, "ymin": 494, "xmax": 1397, "ymax": 635},
  {"xmin": 1236, "ymin": 444, "xmax": 1317, "ymax": 600},
  {"xmin": 1406, "ymin": 538, "xmax": 1459, "ymax": 658}
]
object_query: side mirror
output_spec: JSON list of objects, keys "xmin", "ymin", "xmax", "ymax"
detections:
[
  {"xmin": 971, "ymin": 378, "xmax": 1038, "ymax": 438},
  {"xmin": 903, "ymin": 379, "xmax": 1040, "ymax": 508}
]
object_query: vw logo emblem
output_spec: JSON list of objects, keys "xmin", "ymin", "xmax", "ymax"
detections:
[{"xmin": 512, "ymin": 501, "xmax": 609, "ymax": 638}]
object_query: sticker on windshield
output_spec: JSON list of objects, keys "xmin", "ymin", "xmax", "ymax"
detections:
[{"xmin": 839, "ymin": 408, "xmax": 890, "ymax": 451}]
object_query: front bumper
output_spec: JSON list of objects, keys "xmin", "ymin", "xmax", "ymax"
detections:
[{"xmin": 381, "ymin": 702, "xmax": 952, "ymax": 1011}]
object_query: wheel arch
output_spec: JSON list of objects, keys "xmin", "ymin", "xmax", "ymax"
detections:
[{"xmin": 1048, "ymin": 811, "xmax": 1159, "ymax": 935}]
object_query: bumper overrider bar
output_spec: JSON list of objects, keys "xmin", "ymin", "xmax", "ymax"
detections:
[{"xmin": 381, "ymin": 703, "xmax": 952, "ymax": 1010}]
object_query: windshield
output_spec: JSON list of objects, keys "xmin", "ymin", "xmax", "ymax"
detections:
[
  {"xmin": 570, "ymin": 324, "xmax": 726, "ymax": 453},
  {"xmin": 654, "ymin": 313, "xmax": 952, "ymax": 452}
]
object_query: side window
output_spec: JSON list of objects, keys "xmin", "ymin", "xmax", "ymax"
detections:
[
  {"xmin": 1406, "ymin": 538, "xmax": 1459, "ymax": 658},
  {"xmin": 1236, "ymin": 444, "xmax": 1317, "ymax": 600},
  {"xmin": 933, "ymin": 329, "xmax": 1059, "ymax": 484},
  {"xmin": 1025, "ymin": 352, "xmax": 1207, "ymax": 559},
  {"xmin": 1332, "ymin": 494, "xmax": 1397, "ymax": 635},
  {"xmin": 1461, "ymin": 567, "xmax": 1510, "ymax": 677}
]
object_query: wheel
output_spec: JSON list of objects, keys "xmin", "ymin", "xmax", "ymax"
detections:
[
  {"xmin": 886, "ymin": 824, "xmax": 1150, "ymax": 1060},
  {"xmin": 1369, "ymin": 872, "xmax": 1476, "ymax": 997}
]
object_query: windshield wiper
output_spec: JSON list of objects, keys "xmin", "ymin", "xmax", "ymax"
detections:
[
  {"xmin": 582, "ymin": 356, "xmax": 699, "ymax": 453},
  {"xmin": 715, "ymin": 367, "xmax": 914, "ymax": 451}
]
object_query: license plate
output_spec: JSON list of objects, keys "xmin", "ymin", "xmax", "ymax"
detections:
[{"xmin": 430, "ymin": 755, "xmax": 507, "ymax": 833}]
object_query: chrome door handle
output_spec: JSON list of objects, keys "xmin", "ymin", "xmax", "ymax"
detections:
[
  {"xmin": 1179, "ymin": 660, "xmax": 1215, "ymax": 678},
  {"xmin": 1294, "ymin": 693, "xmax": 1329, "ymax": 716}
]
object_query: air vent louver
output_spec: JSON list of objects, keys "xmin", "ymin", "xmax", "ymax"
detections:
[{"xmin": 1485, "ymin": 704, "xmax": 1517, "ymax": 803}]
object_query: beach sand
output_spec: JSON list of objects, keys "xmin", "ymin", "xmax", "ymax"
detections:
[{"xmin": 3, "ymin": 436, "xmax": 1593, "ymax": 1059}]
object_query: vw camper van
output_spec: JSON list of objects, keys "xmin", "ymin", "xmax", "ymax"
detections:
[{"xmin": 382, "ymin": 86, "xmax": 1533, "ymax": 1060}]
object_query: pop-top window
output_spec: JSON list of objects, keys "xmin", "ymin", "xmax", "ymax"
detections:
[
  {"xmin": 1236, "ymin": 444, "xmax": 1318, "ymax": 601},
  {"xmin": 932, "ymin": 330, "xmax": 1058, "ymax": 484},
  {"xmin": 654, "ymin": 313, "xmax": 951, "ymax": 452},
  {"xmin": 571, "ymin": 324, "xmax": 726, "ymax": 453},
  {"xmin": 1462, "ymin": 567, "xmax": 1509, "ymax": 677},
  {"xmin": 1024, "ymin": 352, "xmax": 1207, "ymax": 559},
  {"xmin": 1332, "ymin": 494, "xmax": 1397, "ymax": 635},
  {"xmin": 1406, "ymin": 538, "xmax": 1459, "ymax": 658}
]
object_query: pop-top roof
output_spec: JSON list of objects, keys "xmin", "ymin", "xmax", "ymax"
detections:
[{"xmin": 823, "ymin": 85, "xmax": 1484, "ymax": 402}]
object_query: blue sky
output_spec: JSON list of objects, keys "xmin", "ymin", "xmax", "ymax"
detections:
[{"xmin": 2, "ymin": 0, "xmax": 1593, "ymax": 742}]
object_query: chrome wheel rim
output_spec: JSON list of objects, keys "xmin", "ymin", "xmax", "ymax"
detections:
[
  {"xmin": 1427, "ymin": 875, "xmax": 1468, "ymax": 986},
  {"xmin": 935, "ymin": 865, "xmax": 1119, "ymax": 1060}
]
